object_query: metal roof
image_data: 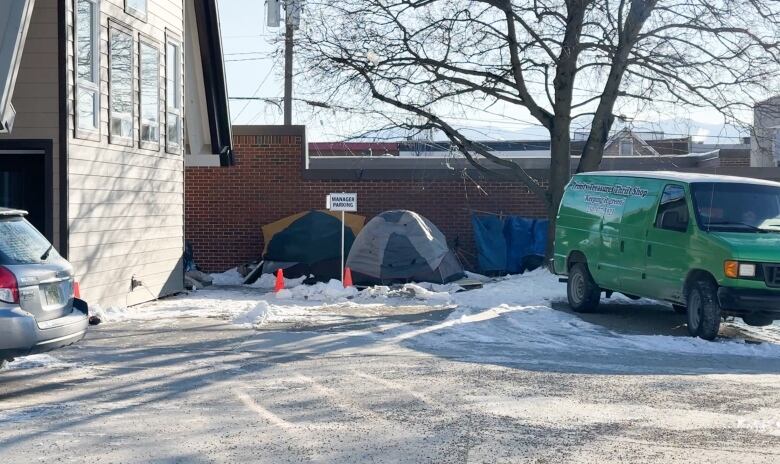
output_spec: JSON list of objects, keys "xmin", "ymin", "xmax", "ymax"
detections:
[{"xmin": 578, "ymin": 171, "xmax": 780, "ymax": 186}]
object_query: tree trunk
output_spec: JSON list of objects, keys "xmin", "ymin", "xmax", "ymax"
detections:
[{"xmin": 545, "ymin": 122, "xmax": 573, "ymax": 261}]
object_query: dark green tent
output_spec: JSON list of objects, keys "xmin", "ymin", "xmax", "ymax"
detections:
[{"xmin": 262, "ymin": 210, "xmax": 364, "ymax": 281}]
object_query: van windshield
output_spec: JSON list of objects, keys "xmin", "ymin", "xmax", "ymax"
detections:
[
  {"xmin": 0, "ymin": 216, "xmax": 59, "ymax": 264},
  {"xmin": 692, "ymin": 182, "xmax": 780, "ymax": 233}
]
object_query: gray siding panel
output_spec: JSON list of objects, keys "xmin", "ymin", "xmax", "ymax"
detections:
[{"xmin": 66, "ymin": 0, "xmax": 186, "ymax": 307}]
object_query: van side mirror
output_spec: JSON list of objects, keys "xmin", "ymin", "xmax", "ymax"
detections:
[{"xmin": 661, "ymin": 210, "xmax": 687, "ymax": 232}]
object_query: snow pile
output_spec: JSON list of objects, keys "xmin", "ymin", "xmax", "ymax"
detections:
[
  {"xmin": 91, "ymin": 304, "xmax": 132, "ymax": 322},
  {"xmin": 211, "ymin": 267, "xmax": 311, "ymax": 289},
  {"xmin": 210, "ymin": 268, "xmax": 245, "ymax": 286},
  {"xmin": 393, "ymin": 283, "xmax": 452, "ymax": 302},
  {"xmin": 276, "ymin": 279, "xmax": 358, "ymax": 301},
  {"xmin": 248, "ymin": 273, "xmax": 307, "ymax": 290},
  {"xmin": 451, "ymin": 270, "xmax": 565, "ymax": 309},
  {"xmin": 232, "ymin": 301, "xmax": 271, "ymax": 327}
]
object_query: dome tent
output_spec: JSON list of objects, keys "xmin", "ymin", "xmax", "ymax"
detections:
[
  {"xmin": 261, "ymin": 210, "xmax": 365, "ymax": 282},
  {"xmin": 346, "ymin": 210, "xmax": 465, "ymax": 285}
]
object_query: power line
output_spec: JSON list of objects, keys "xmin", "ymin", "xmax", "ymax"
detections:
[{"xmin": 232, "ymin": 66, "xmax": 277, "ymax": 121}]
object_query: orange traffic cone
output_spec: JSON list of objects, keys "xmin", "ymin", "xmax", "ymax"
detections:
[
  {"xmin": 274, "ymin": 269, "xmax": 285, "ymax": 293},
  {"xmin": 343, "ymin": 267, "xmax": 353, "ymax": 288}
]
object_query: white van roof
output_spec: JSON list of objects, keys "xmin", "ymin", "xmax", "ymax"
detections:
[{"xmin": 579, "ymin": 171, "xmax": 780, "ymax": 187}]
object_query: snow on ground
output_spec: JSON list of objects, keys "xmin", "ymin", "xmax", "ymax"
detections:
[
  {"xmin": 5, "ymin": 354, "xmax": 74, "ymax": 370},
  {"xmin": 90, "ymin": 269, "xmax": 780, "ymax": 360},
  {"xmin": 406, "ymin": 271, "xmax": 780, "ymax": 359}
]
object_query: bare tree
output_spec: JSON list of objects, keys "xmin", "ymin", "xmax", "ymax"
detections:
[{"xmin": 297, "ymin": 0, "xmax": 780, "ymax": 241}]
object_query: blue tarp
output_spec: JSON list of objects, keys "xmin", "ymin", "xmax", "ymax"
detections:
[
  {"xmin": 471, "ymin": 214, "xmax": 506, "ymax": 272},
  {"xmin": 472, "ymin": 214, "xmax": 548, "ymax": 274}
]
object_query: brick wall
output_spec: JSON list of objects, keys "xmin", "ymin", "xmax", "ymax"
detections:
[
  {"xmin": 185, "ymin": 126, "xmax": 548, "ymax": 272},
  {"xmin": 718, "ymin": 148, "xmax": 751, "ymax": 167}
]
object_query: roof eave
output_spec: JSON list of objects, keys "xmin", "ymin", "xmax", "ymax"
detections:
[{"xmin": 194, "ymin": 0, "xmax": 233, "ymax": 166}]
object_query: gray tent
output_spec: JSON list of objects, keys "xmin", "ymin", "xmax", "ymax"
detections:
[{"xmin": 346, "ymin": 210, "xmax": 465, "ymax": 285}]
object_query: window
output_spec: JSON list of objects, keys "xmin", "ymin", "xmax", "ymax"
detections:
[
  {"xmin": 125, "ymin": 0, "xmax": 147, "ymax": 20},
  {"xmin": 619, "ymin": 139, "xmax": 633, "ymax": 157},
  {"xmin": 692, "ymin": 182, "xmax": 780, "ymax": 233},
  {"xmin": 109, "ymin": 25, "xmax": 133, "ymax": 144},
  {"xmin": 139, "ymin": 41, "xmax": 160, "ymax": 146},
  {"xmin": 655, "ymin": 184, "xmax": 689, "ymax": 232},
  {"xmin": 0, "ymin": 217, "xmax": 59, "ymax": 266},
  {"xmin": 166, "ymin": 39, "xmax": 182, "ymax": 152},
  {"xmin": 74, "ymin": 0, "xmax": 99, "ymax": 133}
]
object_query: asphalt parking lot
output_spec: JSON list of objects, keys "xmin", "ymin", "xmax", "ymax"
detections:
[{"xmin": 2, "ymin": 293, "xmax": 780, "ymax": 463}]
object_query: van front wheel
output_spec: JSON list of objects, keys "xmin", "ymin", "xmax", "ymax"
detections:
[
  {"xmin": 686, "ymin": 279, "xmax": 721, "ymax": 340},
  {"xmin": 568, "ymin": 263, "xmax": 601, "ymax": 313}
]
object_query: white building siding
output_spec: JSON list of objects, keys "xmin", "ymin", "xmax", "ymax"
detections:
[{"xmin": 66, "ymin": 0, "xmax": 185, "ymax": 307}]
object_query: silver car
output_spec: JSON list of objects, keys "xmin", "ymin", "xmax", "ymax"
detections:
[{"xmin": 0, "ymin": 208, "xmax": 88, "ymax": 369}]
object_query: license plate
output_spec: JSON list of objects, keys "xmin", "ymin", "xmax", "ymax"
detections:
[{"xmin": 43, "ymin": 283, "xmax": 65, "ymax": 306}]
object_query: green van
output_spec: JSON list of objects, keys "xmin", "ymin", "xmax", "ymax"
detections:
[{"xmin": 553, "ymin": 171, "xmax": 780, "ymax": 340}]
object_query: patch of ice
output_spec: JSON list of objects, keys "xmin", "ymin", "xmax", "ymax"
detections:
[{"xmin": 211, "ymin": 268, "xmax": 245, "ymax": 286}]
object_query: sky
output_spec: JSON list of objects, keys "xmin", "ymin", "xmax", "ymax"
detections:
[{"xmin": 216, "ymin": 0, "xmax": 748, "ymax": 144}]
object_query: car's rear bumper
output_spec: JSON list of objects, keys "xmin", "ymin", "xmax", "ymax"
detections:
[
  {"xmin": 0, "ymin": 302, "xmax": 88, "ymax": 361},
  {"xmin": 717, "ymin": 287, "xmax": 780, "ymax": 317}
]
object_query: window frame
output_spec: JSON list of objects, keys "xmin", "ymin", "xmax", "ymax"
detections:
[
  {"xmin": 108, "ymin": 20, "xmax": 135, "ymax": 146},
  {"xmin": 124, "ymin": 0, "xmax": 147, "ymax": 22},
  {"xmin": 654, "ymin": 184, "xmax": 690, "ymax": 233},
  {"xmin": 73, "ymin": 0, "xmax": 101, "ymax": 140},
  {"xmin": 138, "ymin": 34, "xmax": 160, "ymax": 150},
  {"xmin": 165, "ymin": 31, "xmax": 183, "ymax": 154}
]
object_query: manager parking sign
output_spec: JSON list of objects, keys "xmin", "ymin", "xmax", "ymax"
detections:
[{"xmin": 326, "ymin": 193, "xmax": 357, "ymax": 212}]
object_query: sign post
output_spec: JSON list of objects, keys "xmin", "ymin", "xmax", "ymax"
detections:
[{"xmin": 326, "ymin": 193, "xmax": 357, "ymax": 282}]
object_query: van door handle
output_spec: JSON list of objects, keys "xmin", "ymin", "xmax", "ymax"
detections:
[
  {"xmin": 646, "ymin": 244, "xmax": 652, "ymax": 257},
  {"xmin": 620, "ymin": 240, "xmax": 625, "ymax": 252}
]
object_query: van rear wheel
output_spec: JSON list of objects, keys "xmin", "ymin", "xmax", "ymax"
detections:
[
  {"xmin": 686, "ymin": 279, "xmax": 721, "ymax": 340},
  {"xmin": 568, "ymin": 263, "xmax": 601, "ymax": 313}
]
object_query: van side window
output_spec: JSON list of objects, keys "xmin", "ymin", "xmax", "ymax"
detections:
[{"xmin": 655, "ymin": 185, "xmax": 689, "ymax": 232}]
